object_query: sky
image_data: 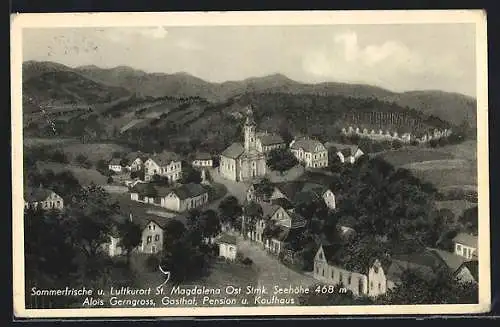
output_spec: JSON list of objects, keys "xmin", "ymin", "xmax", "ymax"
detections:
[{"xmin": 22, "ymin": 24, "xmax": 477, "ymax": 97}]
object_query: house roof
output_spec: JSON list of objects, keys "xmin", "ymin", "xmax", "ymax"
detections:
[
  {"xmin": 270, "ymin": 198, "xmax": 294, "ymax": 210},
  {"xmin": 290, "ymin": 138, "xmax": 325, "ymax": 153},
  {"xmin": 459, "ymin": 260, "xmax": 479, "ymax": 281},
  {"xmin": 109, "ymin": 158, "xmax": 122, "ymax": 165},
  {"xmin": 24, "ymin": 187, "xmax": 57, "ymax": 202},
  {"xmin": 387, "ymin": 250, "xmax": 447, "ymax": 283},
  {"xmin": 221, "ymin": 142, "xmax": 245, "ymax": 159},
  {"xmin": 170, "ymin": 183, "xmax": 208, "ymax": 200},
  {"xmin": 452, "ymin": 233, "xmax": 478, "ymax": 248},
  {"xmin": 257, "ymin": 133, "xmax": 284, "ymax": 146},
  {"xmin": 273, "ymin": 181, "xmax": 304, "ymax": 200},
  {"xmin": 148, "ymin": 152, "xmax": 181, "ymax": 166},
  {"xmin": 216, "ymin": 233, "xmax": 237, "ymax": 245},
  {"xmin": 272, "ymin": 226, "xmax": 304, "ymax": 243},
  {"xmin": 288, "ymin": 211, "xmax": 307, "ymax": 229},
  {"xmin": 260, "ymin": 202, "xmax": 281, "ymax": 219},
  {"xmin": 428, "ymin": 248, "xmax": 467, "ymax": 273},
  {"xmin": 320, "ymin": 243, "xmax": 345, "ymax": 266},
  {"xmin": 301, "ymin": 182, "xmax": 329, "ymax": 197},
  {"xmin": 126, "ymin": 151, "xmax": 149, "ymax": 161},
  {"xmin": 193, "ymin": 152, "xmax": 212, "ymax": 160}
]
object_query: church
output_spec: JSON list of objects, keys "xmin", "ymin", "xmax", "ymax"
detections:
[{"xmin": 219, "ymin": 106, "xmax": 267, "ymax": 182}]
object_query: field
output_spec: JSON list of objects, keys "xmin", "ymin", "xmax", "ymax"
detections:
[
  {"xmin": 59, "ymin": 142, "xmax": 131, "ymax": 163},
  {"xmin": 35, "ymin": 161, "xmax": 108, "ymax": 185},
  {"xmin": 23, "ymin": 137, "xmax": 80, "ymax": 148}
]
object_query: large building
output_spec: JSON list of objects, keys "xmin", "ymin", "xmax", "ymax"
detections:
[
  {"xmin": 289, "ymin": 138, "xmax": 328, "ymax": 168},
  {"xmin": 219, "ymin": 106, "xmax": 267, "ymax": 182},
  {"xmin": 144, "ymin": 152, "xmax": 182, "ymax": 182}
]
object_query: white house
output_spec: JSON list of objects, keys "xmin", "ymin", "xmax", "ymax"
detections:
[
  {"xmin": 289, "ymin": 138, "xmax": 328, "ymax": 168},
  {"xmin": 108, "ymin": 158, "xmax": 124, "ymax": 173},
  {"xmin": 160, "ymin": 183, "xmax": 209, "ymax": 212},
  {"xmin": 255, "ymin": 132, "xmax": 286, "ymax": 154},
  {"xmin": 336, "ymin": 146, "xmax": 364, "ymax": 164},
  {"xmin": 452, "ymin": 233, "xmax": 478, "ymax": 260},
  {"xmin": 24, "ymin": 186, "xmax": 64, "ymax": 210},
  {"xmin": 216, "ymin": 233, "xmax": 238, "ymax": 261},
  {"xmin": 126, "ymin": 153, "xmax": 149, "ymax": 172},
  {"xmin": 144, "ymin": 152, "xmax": 182, "ymax": 182},
  {"xmin": 192, "ymin": 152, "xmax": 214, "ymax": 168},
  {"xmin": 139, "ymin": 220, "xmax": 164, "ymax": 254}
]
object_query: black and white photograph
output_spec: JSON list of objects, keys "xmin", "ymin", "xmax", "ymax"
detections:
[{"xmin": 11, "ymin": 10, "xmax": 490, "ymax": 318}]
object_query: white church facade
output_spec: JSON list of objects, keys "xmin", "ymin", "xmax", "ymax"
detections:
[{"xmin": 219, "ymin": 106, "xmax": 267, "ymax": 182}]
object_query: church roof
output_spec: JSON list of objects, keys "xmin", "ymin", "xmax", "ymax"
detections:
[{"xmin": 221, "ymin": 142, "xmax": 245, "ymax": 159}]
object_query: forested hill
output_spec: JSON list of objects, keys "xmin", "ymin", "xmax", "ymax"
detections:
[{"xmin": 23, "ymin": 61, "xmax": 476, "ymax": 127}]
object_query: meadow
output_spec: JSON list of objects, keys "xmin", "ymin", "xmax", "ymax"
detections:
[{"xmin": 35, "ymin": 161, "xmax": 108, "ymax": 185}]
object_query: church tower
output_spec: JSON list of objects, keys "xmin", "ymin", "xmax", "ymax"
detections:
[{"xmin": 244, "ymin": 105, "xmax": 256, "ymax": 151}]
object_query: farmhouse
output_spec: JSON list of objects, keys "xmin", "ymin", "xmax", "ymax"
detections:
[
  {"xmin": 299, "ymin": 182, "xmax": 336, "ymax": 210},
  {"xmin": 192, "ymin": 152, "xmax": 214, "ymax": 168},
  {"xmin": 219, "ymin": 106, "xmax": 267, "ymax": 182},
  {"xmin": 24, "ymin": 186, "xmax": 64, "ymax": 210},
  {"xmin": 216, "ymin": 233, "xmax": 238, "ymax": 261},
  {"xmin": 428, "ymin": 248, "xmax": 477, "ymax": 284},
  {"xmin": 160, "ymin": 183, "xmax": 209, "ymax": 212},
  {"xmin": 255, "ymin": 132, "xmax": 286, "ymax": 153},
  {"xmin": 144, "ymin": 152, "xmax": 182, "ymax": 182},
  {"xmin": 126, "ymin": 152, "xmax": 149, "ymax": 172},
  {"xmin": 108, "ymin": 158, "xmax": 124, "ymax": 173},
  {"xmin": 289, "ymin": 138, "xmax": 328, "ymax": 168},
  {"xmin": 336, "ymin": 146, "xmax": 365, "ymax": 165},
  {"xmin": 452, "ymin": 233, "xmax": 477, "ymax": 260},
  {"xmin": 140, "ymin": 219, "xmax": 164, "ymax": 254}
]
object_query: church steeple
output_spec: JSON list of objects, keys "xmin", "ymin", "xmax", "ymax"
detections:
[{"xmin": 244, "ymin": 105, "xmax": 256, "ymax": 151}]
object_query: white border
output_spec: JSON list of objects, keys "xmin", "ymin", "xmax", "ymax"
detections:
[{"xmin": 11, "ymin": 10, "xmax": 490, "ymax": 318}]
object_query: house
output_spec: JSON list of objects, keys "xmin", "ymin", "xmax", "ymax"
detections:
[
  {"xmin": 24, "ymin": 186, "xmax": 64, "ymax": 210},
  {"xmin": 454, "ymin": 260, "xmax": 478, "ymax": 285},
  {"xmin": 126, "ymin": 152, "xmax": 149, "ymax": 172},
  {"xmin": 428, "ymin": 248, "xmax": 477, "ymax": 284},
  {"xmin": 192, "ymin": 152, "xmax": 214, "ymax": 168},
  {"xmin": 219, "ymin": 106, "xmax": 267, "ymax": 182},
  {"xmin": 313, "ymin": 244, "xmax": 369, "ymax": 297},
  {"xmin": 102, "ymin": 223, "xmax": 124, "ymax": 257},
  {"xmin": 140, "ymin": 220, "xmax": 164, "ymax": 254},
  {"xmin": 270, "ymin": 181, "xmax": 336, "ymax": 211},
  {"xmin": 144, "ymin": 152, "xmax": 182, "ymax": 182},
  {"xmin": 289, "ymin": 138, "xmax": 328, "ymax": 168},
  {"xmin": 161, "ymin": 183, "xmax": 209, "ymax": 212},
  {"xmin": 264, "ymin": 206, "xmax": 307, "ymax": 255},
  {"xmin": 367, "ymin": 259, "xmax": 390, "ymax": 297},
  {"xmin": 255, "ymin": 132, "xmax": 286, "ymax": 153},
  {"xmin": 385, "ymin": 250, "xmax": 449, "ymax": 290},
  {"xmin": 129, "ymin": 183, "xmax": 169, "ymax": 206},
  {"xmin": 336, "ymin": 146, "xmax": 364, "ymax": 164},
  {"xmin": 108, "ymin": 158, "xmax": 124, "ymax": 173},
  {"xmin": 452, "ymin": 233, "xmax": 478, "ymax": 259},
  {"xmin": 216, "ymin": 233, "xmax": 238, "ymax": 261},
  {"xmin": 299, "ymin": 182, "xmax": 336, "ymax": 210}
]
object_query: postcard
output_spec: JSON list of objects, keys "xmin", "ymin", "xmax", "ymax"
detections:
[{"xmin": 11, "ymin": 10, "xmax": 490, "ymax": 318}]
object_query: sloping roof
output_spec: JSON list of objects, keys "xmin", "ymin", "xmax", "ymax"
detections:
[
  {"xmin": 460, "ymin": 260, "xmax": 479, "ymax": 281},
  {"xmin": 258, "ymin": 133, "xmax": 284, "ymax": 146},
  {"xmin": 452, "ymin": 233, "xmax": 478, "ymax": 248},
  {"xmin": 149, "ymin": 152, "xmax": 181, "ymax": 166},
  {"xmin": 301, "ymin": 182, "xmax": 329, "ymax": 196},
  {"xmin": 288, "ymin": 211, "xmax": 307, "ymax": 229},
  {"xmin": 193, "ymin": 152, "xmax": 212, "ymax": 160},
  {"xmin": 171, "ymin": 183, "xmax": 208, "ymax": 200},
  {"xmin": 320, "ymin": 243, "xmax": 344, "ymax": 266},
  {"xmin": 273, "ymin": 181, "xmax": 304, "ymax": 200},
  {"xmin": 24, "ymin": 187, "xmax": 56, "ymax": 202},
  {"xmin": 428, "ymin": 248, "xmax": 467, "ymax": 273},
  {"xmin": 221, "ymin": 142, "xmax": 245, "ymax": 159},
  {"xmin": 260, "ymin": 202, "xmax": 281, "ymax": 219},
  {"xmin": 126, "ymin": 151, "xmax": 149, "ymax": 161},
  {"xmin": 109, "ymin": 158, "xmax": 122, "ymax": 165},
  {"xmin": 216, "ymin": 233, "xmax": 237, "ymax": 245},
  {"xmin": 387, "ymin": 250, "xmax": 447, "ymax": 283},
  {"xmin": 290, "ymin": 138, "xmax": 325, "ymax": 153},
  {"xmin": 270, "ymin": 198, "xmax": 294, "ymax": 210}
]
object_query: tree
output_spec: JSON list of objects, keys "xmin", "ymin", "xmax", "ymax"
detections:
[
  {"xmin": 254, "ymin": 178, "xmax": 274, "ymax": 202},
  {"xmin": 130, "ymin": 170, "xmax": 145, "ymax": 181},
  {"xmin": 266, "ymin": 148, "xmax": 299, "ymax": 174},
  {"xmin": 74, "ymin": 154, "xmax": 92, "ymax": 168},
  {"xmin": 242, "ymin": 201, "xmax": 263, "ymax": 238},
  {"xmin": 119, "ymin": 158, "xmax": 130, "ymax": 167},
  {"xmin": 217, "ymin": 196, "xmax": 243, "ymax": 230},
  {"xmin": 199, "ymin": 209, "xmax": 221, "ymax": 243},
  {"xmin": 118, "ymin": 220, "xmax": 142, "ymax": 266},
  {"xmin": 458, "ymin": 206, "xmax": 478, "ymax": 235},
  {"xmin": 150, "ymin": 174, "xmax": 170, "ymax": 186},
  {"xmin": 179, "ymin": 163, "xmax": 202, "ymax": 184}
]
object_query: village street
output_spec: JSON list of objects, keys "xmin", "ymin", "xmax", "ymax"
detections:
[
  {"xmin": 209, "ymin": 167, "xmax": 249, "ymax": 204},
  {"xmin": 236, "ymin": 237, "xmax": 317, "ymax": 293}
]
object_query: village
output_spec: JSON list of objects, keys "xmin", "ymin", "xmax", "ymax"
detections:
[{"xmin": 23, "ymin": 104, "xmax": 478, "ymax": 305}]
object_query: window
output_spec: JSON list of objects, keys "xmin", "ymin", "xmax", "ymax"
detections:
[
  {"xmin": 153, "ymin": 224, "xmax": 156, "ymax": 230},
  {"xmin": 331, "ymin": 270, "xmax": 334, "ymax": 279},
  {"xmin": 149, "ymin": 225, "xmax": 152, "ymax": 230},
  {"xmin": 155, "ymin": 234, "xmax": 160, "ymax": 241},
  {"xmin": 370, "ymin": 281, "xmax": 373, "ymax": 289},
  {"xmin": 147, "ymin": 236, "xmax": 152, "ymax": 244},
  {"xmin": 378, "ymin": 283, "xmax": 381, "ymax": 291},
  {"xmin": 322, "ymin": 268, "xmax": 325, "ymax": 277},
  {"xmin": 318, "ymin": 252, "xmax": 323, "ymax": 260},
  {"xmin": 316, "ymin": 266, "xmax": 319, "ymax": 274},
  {"xmin": 348, "ymin": 274, "xmax": 352, "ymax": 285},
  {"xmin": 339, "ymin": 272, "xmax": 343, "ymax": 281}
]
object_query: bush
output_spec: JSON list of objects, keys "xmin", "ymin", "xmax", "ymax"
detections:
[
  {"xmin": 241, "ymin": 257, "xmax": 253, "ymax": 266},
  {"xmin": 107, "ymin": 176, "xmax": 114, "ymax": 184},
  {"xmin": 145, "ymin": 255, "xmax": 161, "ymax": 272}
]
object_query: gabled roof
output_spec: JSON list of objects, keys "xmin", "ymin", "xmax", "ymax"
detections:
[
  {"xmin": 271, "ymin": 226, "xmax": 304, "ymax": 243},
  {"xmin": 273, "ymin": 181, "xmax": 304, "ymax": 200},
  {"xmin": 270, "ymin": 198, "xmax": 294, "ymax": 210},
  {"xmin": 109, "ymin": 158, "xmax": 122, "ymax": 165},
  {"xmin": 260, "ymin": 202, "xmax": 281, "ymax": 219},
  {"xmin": 170, "ymin": 183, "xmax": 208, "ymax": 200},
  {"xmin": 24, "ymin": 187, "xmax": 58, "ymax": 202},
  {"xmin": 459, "ymin": 260, "xmax": 478, "ymax": 281},
  {"xmin": 301, "ymin": 182, "xmax": 329, "ymax": 197},
  {"xmin": 387, "ymin": 250, "xmax": 447, "ymax": 283},
  {"xmin": 289, "ymin": 138, "xmax": 325, "ymax": 153},
  {"xmin": 428, "ymin": 248, "xmax": 467, "ymax": 273},
  {"xmin": 216, "ymin": 233, "xmax": 237, "ymax": 245},
  {"xmin": 257, "ymin": 133, "xmax": 284, "ymax": 146},
  {"xmin": 221, "ymin": 142, "xmax": 245, "ymax": 159},
  {"xmin": 452, "ymin": 233, "xmax": 478, "ymax": 248},
  {"xmin": 148, "ymin": 152, "xmax": 181, "ymax": 166},
  {"xmin": 126, "ymin": 151, "xmax": 149, "ymax": 162},
  {"xmin": 288, "ymin": 211, "xmax": 307, "ymax": 229},
  {"xmin": 319, "ymin": 243, "xmax": 344, "ymax": 266},
  {"xmin": 193, "ymin": 152, "xmax": 212, "ymax": 160}
]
